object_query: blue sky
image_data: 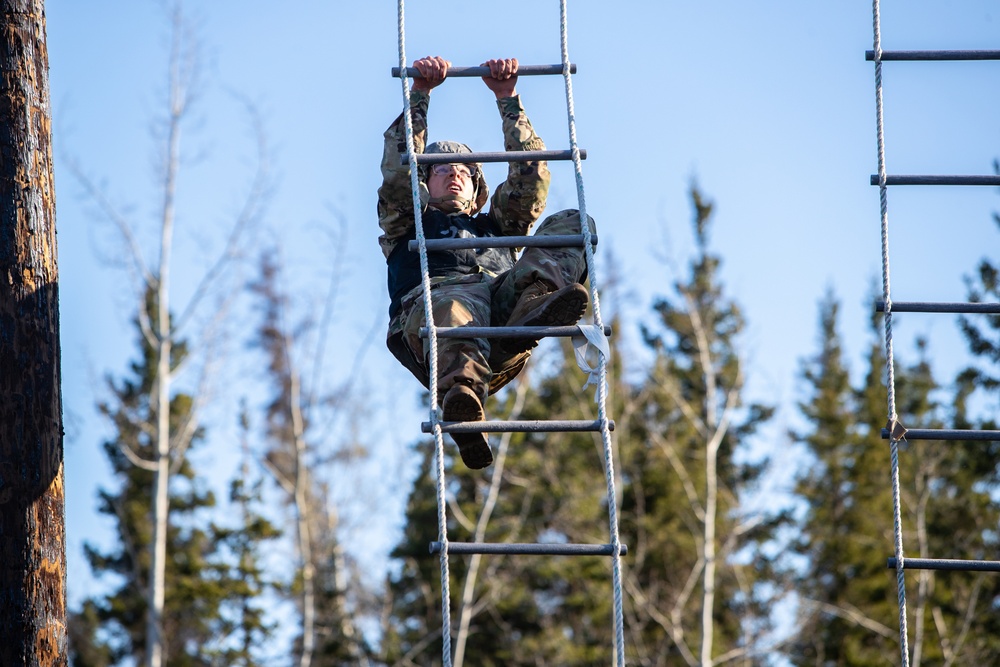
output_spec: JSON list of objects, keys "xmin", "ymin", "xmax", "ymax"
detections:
[{"xmin": 47, "ymin": 0, "xmax": 999, "ymax": 611}]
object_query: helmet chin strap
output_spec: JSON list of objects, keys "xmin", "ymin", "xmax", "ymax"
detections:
[{"xmin": 428, "ymin": 194, "xmax": 474, "ymax": 214}]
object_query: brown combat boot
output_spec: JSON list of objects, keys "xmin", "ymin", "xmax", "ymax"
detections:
[
  {"xmin": 441, "ymin": 384, "xmax": 493, "ymax": 469},
  {"xmin": 498, "ymin": 283, "xmax": 590, "ymax": 355}
]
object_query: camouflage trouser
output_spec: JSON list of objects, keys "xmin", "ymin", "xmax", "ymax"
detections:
[{"xmin": 386, "ymin": 209, "xmax": 597, "ymax": 404}]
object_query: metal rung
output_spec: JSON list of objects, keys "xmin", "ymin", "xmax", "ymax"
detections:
[
  {"xmin": 866, "ymin": 50, "xmax": 1000, "ymax": 61},
  {"xmin": 422, "ymin": 419, "xmax": 614, "ymax": 434},
  {"xmin": 393, "ymin": 63, "xmax": 576, "ymax": 78},
  {"xmin": 875, "ymin": 301, "xmax": 1000, "ymax": 314},
  {"xmin": 403, "ymin": 149, "xmax": 585, "ymax": 166},
  {"xmin": 887, "ymin": 557, "xmax": 1000, "ymax": 572},
  {"xmin": 870, "ymin": 174, "xmax": 1000, "ymax": 186},
  {"xmin": 408, "ymin": 234, "xmax": 598, "ymax": 252},
  {"xmin": 430, "ymin": 541, "xmax": 627, "ymax": 556},
  {"xmin": 881, "ymin": 428, "xmax": 1000, "ymax": 442},
  {"xmin": 420, "ymin": 324, "xmax": 611, "ymax": 339}
]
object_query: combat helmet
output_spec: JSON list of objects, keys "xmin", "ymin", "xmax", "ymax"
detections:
[{"xmin": 422, "ymin": 140, "xmax": 489, "ymax": 215}]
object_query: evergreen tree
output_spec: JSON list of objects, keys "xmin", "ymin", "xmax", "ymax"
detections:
[
  {"xmin": 68, "ymin": 600, "xmax": 115, "ymax": 667},
  {"xmin": 789, "ymin": 296, "xmax": 902, "ymax": 666},
  {"xmin": 379, "ymin": 441, "xmax": 447, "ymax": 665},
  {"xmin": 790, "ymin": 289, "xmax": 1000, "ymax": 666},
  {"xmin": 957, "ymin": 191, "xmax": 1000, "ymax": 411},
  {"xmin": 68, "ymin": 294, "xmax": 240, "ymax": 667},
  {"xmin": 204, "ymin": 404, "xmax": 282, "ymax": 667}
]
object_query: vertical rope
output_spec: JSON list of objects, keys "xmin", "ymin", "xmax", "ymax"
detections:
[
  {"xmin": 396, "ymin": 2, "xmax": 453, "ymax": 665},
  {"xmin": 871, "ymin": 1, "xmax": 909, "ymax": 664},
  {"xmin": 558, "ymin": 2, "xmax": 626, "ymax": 665}
]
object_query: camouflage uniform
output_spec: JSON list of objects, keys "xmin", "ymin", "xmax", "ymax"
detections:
[{"xmin": 378, "ymin": 89, "xmax": 596, "ymax": 405}]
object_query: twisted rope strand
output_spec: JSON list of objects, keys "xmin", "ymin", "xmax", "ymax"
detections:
[
  {"xmin": 872, "ymin": 1, "xmax": 909, "ymax": 664},
  {"xmin": 396, "ymin": 2, "xmax": 452, "ymax": 664},
  {"xmin": 559, "ymin": 2, "xmax": 626, "ymax": 665}
]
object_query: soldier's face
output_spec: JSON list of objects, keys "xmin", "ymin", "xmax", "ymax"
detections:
[{"xmin": 428, "ymin": 163, "xmax": 475, "ymax": 202}]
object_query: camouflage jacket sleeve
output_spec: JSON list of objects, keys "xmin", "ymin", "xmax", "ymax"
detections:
[
  {"xmin": 487, "ymin": 95, "xmax": 551, "ymax": 236},
  {"xmin": 377, "ymin": 90, "xmax": 430, "ymax": 260}
]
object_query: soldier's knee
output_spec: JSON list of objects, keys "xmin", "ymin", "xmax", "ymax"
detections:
[
  {"xmin": 536, "ymin": 208, "xmax": 597, "ymax": 236},
  {"xmin": 432, "ymin": 298, "xmax": 474, "ymax": 327}
]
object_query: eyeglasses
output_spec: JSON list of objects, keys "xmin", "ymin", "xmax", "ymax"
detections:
[{"xmin": 430, "ymin": 163, "xmax": 474, "ymax": 180}]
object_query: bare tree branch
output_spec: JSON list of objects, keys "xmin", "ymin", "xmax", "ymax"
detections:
[
  {"xmin": 446, "ymin": 496, "xmax": 477, "ymax": 534},
  {"xmin": 262, "ymin": 455, "xmax": 296, "ymax": 496},
  {"xmin": 61, "ymin": 153, "xmax": 155, "ymax": 289},
  {"xmin": 650, "ymin": 430, "xmax": 705, "ymax": 521},
  {"xmin": 718, "ymin": 516, "xmax": 764, "ymax": 566},
  {"xmin": 802, "ymin": 598, "xmax": 896, "ymax": 639},
  {"xmin": 933, "ymin": 575, "xmax": 982, "ymax": 667},
  {"xmin": 626, "ymin": 573, "xmax": 698, "ymax": 666},
  {"xmin": 117, "ymin": 442, "xmax": 158, "ymax": 472},
  {"xmin": 306, "ymin": 206, "xmax": 348, "ymax": 410},
  {"xmin": 174, "ymin": 95, "xmax": 269, "ymax": 333},
  {"xmin": 672, "ymin": 554, "xmax": 706, "ymax": 638},
  {"xmin": 661, "ymin": 374, "xmax": 709, "ymax": 438}
]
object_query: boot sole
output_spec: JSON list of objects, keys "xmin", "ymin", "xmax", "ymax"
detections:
[
  {"xmin": 500, "ymin": 285, "xmax": 589, "ymax": 356},
  {"xmin": 442, "ymin": 390, "xmax": 493, "ymax": 469}
]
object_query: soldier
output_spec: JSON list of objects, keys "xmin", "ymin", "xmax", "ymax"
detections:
[{"xmin": 379, "ymin": 55, "xmax": 596, "ymax": 469}]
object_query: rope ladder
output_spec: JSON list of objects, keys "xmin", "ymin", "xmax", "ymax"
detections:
[
  {"xmin": 869, "ymin": 2, "xmax": 1000, "ymax": 665},
  {"xmin": 394, "ymin": 1, "xmax": 626, "ymax": 665}
]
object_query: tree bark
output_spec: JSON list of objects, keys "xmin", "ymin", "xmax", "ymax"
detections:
[
  {"xmin": 0, "ymin": 1, "xmax": 66, "ymax": 665},
  {"xmin": 290, "ymin": 368, "xmax": 316, "ymax": 667},
  {"xmin": 146, "ymin": 10, "xmax": 183, "ymax": 665}
]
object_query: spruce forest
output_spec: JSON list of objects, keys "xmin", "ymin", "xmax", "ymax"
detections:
[{"xmin": 67, "ymin": 181, "xmax": 1000, "ymax": 665}]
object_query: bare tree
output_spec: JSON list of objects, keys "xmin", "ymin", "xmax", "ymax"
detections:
[
  {"xmin": 620, "ymin": 187, "xmax": 782, "ymax": 666},
  {"xmin": 0, "ymin": 1, "xmax": 66, "ymax": 664},
  {"xmin": 643, "ymin": 303, "xmax": 747, "ymax": 667},
  {"xmin": 252, "ymin": 245, "xmax": 373, "ymax": 667},
  {"xmin": 65, "ymin": 3, "xmax": 267, "ymax": 665}
]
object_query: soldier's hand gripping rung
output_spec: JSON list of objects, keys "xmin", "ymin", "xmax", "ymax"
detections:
[
  {"xmin": 420, "ymin": 324, "xmax": 611, "ymax": 339},
  {"xmin": 408, "ymin": 234, "xmax": 597, "ymax": 252},
  {"xmin": 392, "ymin": 63, "xmax": 577, "ymax": 78},
  {"xmin": 430, "ymin": 541, "xmax": 627, "ymax": 557},
  {"xmin": 402, "ymin": 149, "xmax": 585, "ymax": 166},
  {"xmin": 422, "ymin": 419, "xmax": 615, "ymax": 434}
]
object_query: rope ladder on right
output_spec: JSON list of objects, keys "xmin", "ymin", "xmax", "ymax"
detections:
[{"xmin": 869, "ymin": 3, "xmax": 1000, "ymax": 665}]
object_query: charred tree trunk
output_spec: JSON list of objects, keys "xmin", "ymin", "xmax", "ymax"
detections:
[{"xmin": 0, "ymin": 1, "xmax": 66, "ymax": 665}]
